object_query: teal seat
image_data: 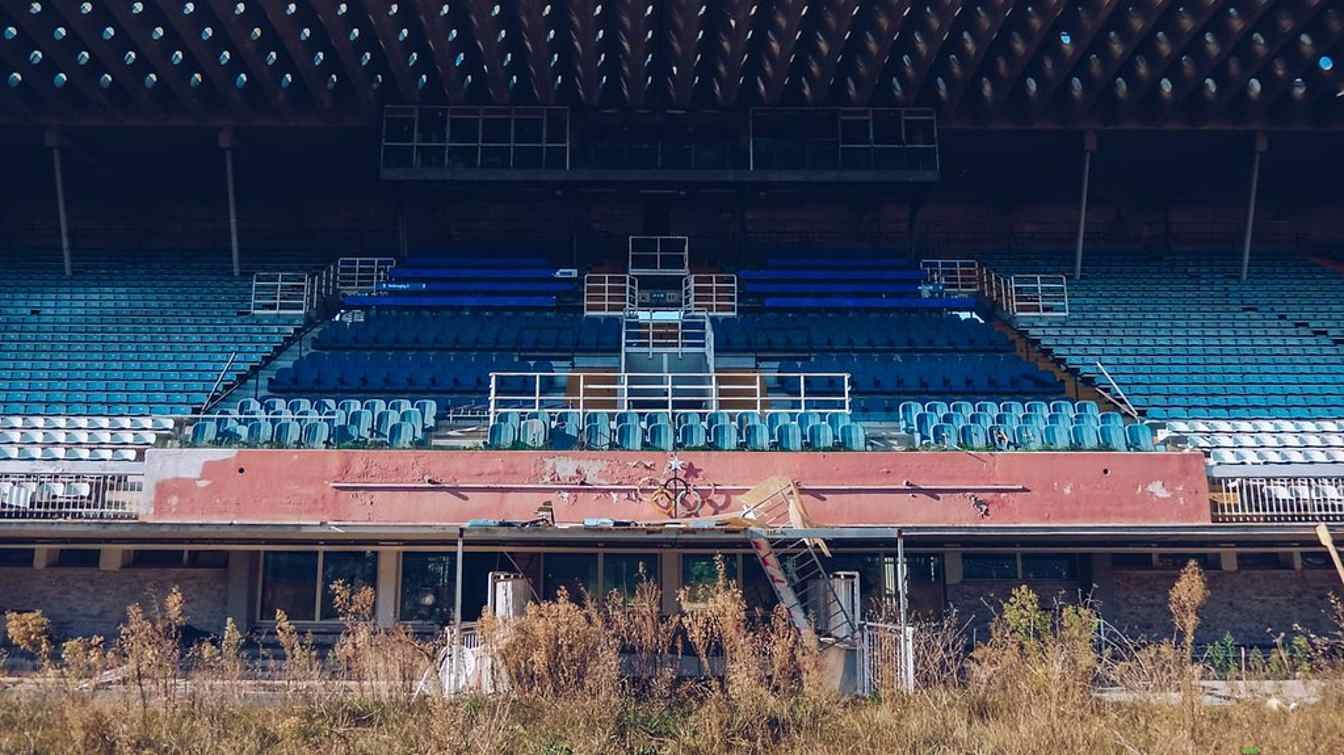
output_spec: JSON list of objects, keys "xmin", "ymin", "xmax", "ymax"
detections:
[
  {"xmin": 487, "ymin": 422, "xmax": 516, "ymax": 449},
  {"xmin": 1070, "ymin": 424, "xmax": 1100, "ymax": 450},
  {"xmin": 244, "ymin": 419, "xmax": 272, "ymax": 446},
  {"xmin": 1098, "ymin": 425, "xmax": 1127, "ymax": 451},
  {"xmin": 806, "ymin": 422, "xmax": 834, "ymax": 449},
  {"xmin": 776, "ymin": 423, "xmax": 803, "ymax": 451},
  {"xmin": 826, "ymin": 412, "xmax": 852, "ymax": 433},
  {"xmin": 744, "ymin": 424, "xmax": 770, "ymax": 451},
  {"xmin": 647, "ymin": 423, "xmax": 674, "ymax": 451},
  {"xmin": 300, "ymin": 421, "xmax": 330, "ymax": 449},
  {"xmin": 737, "ymin": 411, "xmax": 763, "ymax": 432},
  {"xmin": 519, "ymin": 419, "xmax": 547, "ymax": 449},
  {"xmin": 1041, "ymin": 425, "xmax": 1069, "ymax": 450},
  {"xmin": 616, "ymin": 422, "xmax": 642, "ymax": 450},
  {"xmin": 387, "ymin": 421, "xmax": 416, "ymax": 448},
  {"xmin": 931, "ymin": 423, "xmax": 958, "ymax": 448},
  {"xmin": 1126, "ymin": 423, "xmax": 1156, "ymax": 451},
  {"xmin": 678, "ymin": 423, "xmax": 707, "ymax": 449},
  {"xmin": 1099, "ymin": 412, "xmax": 1125, "ymax": 427},
  {"xmin": 676, "ymin": 412, "xmax": 703, "ymax": 429},
  {"xmin": 189, "ymin": 420, "xmax": 216, "ymax": 446},
  {"xmin": 960, "ymin": 424, "xmax": 988, "ymax": 449},
  {"xmin": 583, "ymin": 423, "xmax": 611, "ymax": 449},
  {"xmin": 709, "ymin": 423, "xmax": 738, "ymax": 450},
  {"xmin": 839, "ymin": 423, "xmax": 866, "ymax": 451}
]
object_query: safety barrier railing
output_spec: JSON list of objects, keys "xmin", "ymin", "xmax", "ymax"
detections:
[
  {"xmin": 1010, "ymin": 274, "xmax": 1069, "ymax": 317},
  {"xmin": 978, "ymin": 267, "xmax": 1014, "ymax": 311},
  {"xmin": 919, "ymin": 259, "xmax": 980, "ymax": 293},
  {"xmin": 488, "ymin": 371, "xmax": 850, "ymax": 423},
  {"xmin": 623, "ymin": 312, "xmax": 708, "ymax": 354},
  {"xmin": 1212, "ymin": 476, "xmax": 1344, "ymax": 523},
  {"xmin": 250, "ymin": 272, "xmax": 311, "ymax": 315},
  {"xmin": 584, "ymin": 274, "xmax": 637, "ymax": 315},
  {"xmin": 628, "ymin": 235, "xmax": 690, "ymax": 275},
  {"xmin": 682, "ymin": 274, "xmax": 738, "ymax": 315},
  {"xmin": 336, "ymin": 256, "xmax": 398, "ymax": 294},
  {"xmin": 0, "ymin": 471, "xmax": 143, "ymax": 520}
]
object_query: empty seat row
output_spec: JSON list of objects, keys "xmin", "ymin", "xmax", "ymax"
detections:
[
  {"xmin": 188, "ymin": 416, "xmax": 424, "ymax": 449},
  {"xmin": 919, "ymin": 422, "xmax": 1156, "ymax": 452},
  {"xmin": 488, "ymin": 412, "xmax": 866, "ymax": 452},
  {"xmin": 1208, "ymin": 448, "xmax": 1344, "ymax": 466},
  {"xmin": 0, "ymin": 430, "xmax": 160, "ymax": 446},
  {"xmin": 0, "ymin": 446, "xmax": 140, "ymax": 461},
  {"xmin": 0, "ymin": 415, "xmax": 174, "ymax": 431},
  {"xmin": 235, "ymin": 397, "xmax": 438, "ymax": 426}
]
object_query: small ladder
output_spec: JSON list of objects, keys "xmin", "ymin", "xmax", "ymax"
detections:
[{"xmin": 748, "ymin": 530, "xmax": 859, "ymax": 642}]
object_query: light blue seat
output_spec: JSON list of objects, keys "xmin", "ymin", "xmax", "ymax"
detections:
[
  {"xmin": 487, "ymin": 422, "xmax": 516, "ymax": 449},
  {"xmin": 615, "ymin": 411, "xmax": 641, "ymax": 430},
  {"xmin": 338, "ymin": 399, "xmax": 362, "ymax": 416},
  {"xmin": 334, "ymin": 424, "xmax": 362, "ymax": 446},
  {"xmin": 776, "ymin": 423, "xmax": 803, "ymax": 451},
  {"xmin": 414, "ymin": 399, "xmax": 438, "ymax": 427},
  {"xmin": 960, "ymin": 424, "xmax": 988, "ymax": 449},
  {"xmin": 839, "ymin": 423, "xmax": 866, "ymax": 451},
  {"xmin": 301, "ymin": 421, "xmax": 330, "ymax": 449},
  {"xmin": 968, "ymin": 412, "xmax": 992, "ymax": 429},
  {"xmin": 1126, "ymin": 423, "xmax": 1156, "ymax": 451},
  {"xmin": 709, "ymin": 423, "xmax": 738, "ymax": 450},
  {"xmin": 994, "ymin": 412, "xmax": 1020, "ymax": 428},
  {"xmin": 189, "ymin": 420, "xmax": 217, "ymax": 446},
  {"xmin": 237, "ymin": 398, "xmax": 263, "ymax": 415},
  {"xmin": 1042, "ymin": 425, "xmax": 1070, "ymax": 450},
  {"xmin": 975, "ymin": 401, "xmax": 1000, "ymax": 416},
  {"xmin": 1050, "ymin": 400, "xmax": 1075, "ymax": 416},
  {"xmin": 941, "ymin": 412, "xmax": 967, "ymax": 430},
  {"xmin": 1000, "ymin": 401, "xmax": 1025, "ymax": 416},
  {"xmin": 526, "ymin": 410, "xmax": 551, "ymax": 427},
  {"xmin": 806, "ymin": 422, "xmax": 834, "ymax": 449},
  {"xmin": 898, "ymin": 401, "xmax": 922, "ymax": 427},
  {"xmin": 347, "ymin": 409, "xmax": 373, "ymax": 439},
  {"xmin": 1070, "ymin": 424, "xmax": 1100, "ymax": 450},
  {"xmin": 931, "ymin": 423, "xmax": 958, "ymax": 447},
  {"xmin": 273, "ymin": 420, "xmax": 301, "ymax": 446},
  {"xmin": 519, "ymin": 419, "xmax": 548, "ymax": 449},
  {"xmin": 1016, "ymin": 425, "xmax": 1043, "ymax": 450},
  {"xmin": 585, "ymin": 411, "xmax": 610, "ymax": 430},
  {"xmin": 826, "ymin": 412, "xmax": 852, "ymax": 434},
  {"xmin": 1099, "ymin": 412, "xmax": 1125, "ymax": 427},
  {"xmin": 583, "ymin": 423, "xmax": 610, "ymax": 450},
  {"xmin": 676, "ymin": 412, "xmax": 703, "ymax": 429},
  {"xmin": 645, "ymin": 412, "xmax": 671, "ymax": 428},
  {"xmin": 1025, "ymin": 401, "xmax": 1049, "ymax": 416},
  {"xmin": 374, "ymin": 409, "xmax": 399, "ymax": 439},
  {"xmin": 364, "ymin": 398, "xmax": 388, "ymax": 416},
  {"xmin": 497, "ymin": 411, "xmax": 522, "ymax": 428},
  {"xmin": 647, "ymin": 423, "xmax": 674, "ymax": 451},
  {"xmin": 924, "ymin": 401, "xmax": 950, "ymax": 417},
  {"xmin": 388, "ymin": 421, "xmax": 417, "ymax": 448},
  {"xmin": 1074, "ymin": 400, "xmax": 1100, "ymax": 417},
  {"xmin": 287, "ymin": 398, "xmax": 312, "ymax": 414},
  {"xmin": 988, "ymin": 424, "xmax": 1014, "ymax": 450},
  {"xmin": 1098, "ymin": 424, "xmax": 1127, "ymax": 451},
  {"xmin": 678, "ymin": 423, "xmax": 707, "ymax": 449},
  {"xmin": 263, "ymin": 398, "xmax": 286, "ymax": 414},
  {"xmin": 244, "ymin": 419, "xmax": 272, "ymax": 446},
  {"xmin": 737, "ymin": 411, "xmax": 763, "ymax": 432},
  {"xmin": 388, "ymin": 399, "xmax": 413, "ymax": 414},
  {"xmin": 949, "ymin": 401, "xmax": 974, "ymax": 418},
  {"xmin": 766, "ymin": 412, "xmax": 792, "ymax": 435},
  {"xmin": 616, "ymin": 422, "xmax": 643, "ymax": 450},
  {"xmin": 742, "ymin": 423, "xmax": 770, "ymax": 451},
  {"xmin": 915, "ymin": 411, "xmax": 939, "ymax": 440},
  {"xmin": 1047, "ymin": 412, "xmax": 1072, "ymax": 427},
  {"xmin": 314, "ymin": 398, "xmax": 338, "ymax": 415}
]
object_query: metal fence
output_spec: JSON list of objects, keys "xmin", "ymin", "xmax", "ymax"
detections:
[
  {"xmin": 1010, "ymin": 274, "xmax": 1070, "ymax": 316},
  {"xmin": 488, "ymin": 371, "xmax": 851, "ymax": 422},
  {"xmin": 250, "ymin": 272, "xmax": 311, "ymax": 315},
  {"xmin": 682, "ymin": 274, "xmax": 738, "ymax": 315},
  {"xmin": 1212, "ymin": 476, "xmax": 1344, "ymax": 522},
  {"xmin": 858, "ymin": 621, "xmax": 915, "ymax": 696},
  {"xmin": 336, "ymin": 257, "xmax": 398, "ymax": 294},
  {"xmin": 0, "ymin": 471, "xmax": 143, "ymax": 520},
  {"xmin": 584, "ymin": 274, "xmax": 637, "ymax": 315},
  {"xmin": 920, "ymin": 259, "xmax": 980, "ymax": 293},
  {"xmin": 628, "ymin": 236, "xmax": 690, "ymax": 275}
]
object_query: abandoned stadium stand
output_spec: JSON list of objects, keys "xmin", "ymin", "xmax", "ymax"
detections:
[{"xmin": 993, "ymin": 250, "xmax": 1344, "ymax": 420}]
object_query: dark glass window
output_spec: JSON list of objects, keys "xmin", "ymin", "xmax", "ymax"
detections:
[
  {"xmin": 682, "ymin": 553, "xmax": 738, "ymax": 602},
  {"xmin": 0, "ymin": 548, "xmax": 33, "ymax": 567},
  {"xmin": 603, "ymin": 554, "xmax": 658, "ymax": 600},
  {"xmin": 962, "ymin": 554, "xmax": 1018, "ymax": 581},
  {"xmin": 1112, "ymin": 553, "xmax": 1156, "ymax": 570},
  {"xmin": 1155, "ymin": 553, "xmax": 1216, "ymax": 571},
  {"xmin": 400, "ymin": 552, "xmax": 456, "ymax": 624},
  {"xmin": 320, "ymin": 551, "xmax": 379, "ymax": 621},
  {"xmin": 543, "ymin": 553, "xmax": 598, "ymax": 602},
  {"xmin": 1238, "ymin": 552, "xmax": 1291, "ymax": 570},
  {"xmin": 54, "ymin": 548, "xmax": 99, "ymax": 568},
  {"xmin": 1022, "ymin": 554, "xmax": 1079, "ymax": 580},
  {"xmin": 259, "ymin": 551, "xmax": 319, "ymax": 621}
]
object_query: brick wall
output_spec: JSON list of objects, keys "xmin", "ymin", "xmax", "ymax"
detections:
[
  {"xmin": 946, "ymin": 579, "xmax": 1091, "ymax": 640},
  {"xmin": 1106, "ymin": 569, "xmax": 1342, "ymax": 646},
  {"xmin": 1, "ymin": 567, "xmax": 230, "ymax": 641}
]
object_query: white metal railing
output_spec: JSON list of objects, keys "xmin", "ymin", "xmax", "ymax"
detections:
[
  {"xmin": 1212, "ymin": 477, "xmax": 1344, "ymax": 523},
  {"xmin": 859, "ymin": 621, "xmax": 916, "ymax": 695},
  {"xmin": 623, "ymin": 312, "xmax": 708, "ymax": 354},
  {"xmin": 682, "ymin": 274, "xmax": 738, "ymax": 315},
  {"xmin": 584, "ymin": 274, "xmax": 638, "ymax": 315},
  {"xmin": 920, "ymin": 259, "xmax": 980, "ymax": 293},
  {"xmin": 0, "ymin": 471, "xmax": 143, "ymax": 520},
  {"xmin": 251, "ymin": 272, "xmax": 311, "ymax": 315},
  {"xmin": 1010, "ymin": 274, "xmax": 1069, "ymax": 316},
  {"xmin": 979, "ymin": 267, "xmax": 1014, "ymax": 311},
  {"xmin": 336, "ymin": 256, "xmax": 397, "ymax": 294},
  {"xmin": 487, "ymin": 371, "xmax": 850, "ymax": 422},
  {"xmin": 628, "ymin": 235, "xmax": 690, "ymax": 276}
]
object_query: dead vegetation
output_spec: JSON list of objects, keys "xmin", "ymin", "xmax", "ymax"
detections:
[{"xmin": 2, "ymin": 562, "xmax": 1344, "ymax": 753}]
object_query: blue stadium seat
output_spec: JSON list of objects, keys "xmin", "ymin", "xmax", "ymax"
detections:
[
  {"xmin": 709, "ymin": 423, "xmax": 738, "ymax": 450},
  {"xmin": 273, "ymin": 421, "xmax": 301, "ymax": 447},
  {"xmin": 988, "ymin": 424, "xmax": 1013, "ymax": 450},
  {"xmin": 1025, "ymin": 401, "xmax": 1049, "ymax": 416},
  {"xmin": 806, "ymin": 422, "xmax": 834, "ymax": 449},
  {"xmin": 616, "ymin": 422, "xmax": 643, "ymax": 450},
  {"xmin": 737, "ymin": 411, "xmax": 763, "ymax": 432},
  {"xmin": 960, "ymin": 424, "xmax": 988, "ymax": 449},
  {"xmin": 968, "ymin": 411, "xmax": 992, "ymax": 429},
  {"xmin": 1070, "ymin": 424, "xmax": 1100, "ymax": 450},
  {"xmin": 1126, "ymin": 423, "xmax": 1157, "ymax": 451},
  {"xmin": 743, "ymin": 424, "xmax": 770, "ymax": 451},
  {"xmin": 1098, "ymin": 424, "xmax": 1128, "ymax": 451},
  {"xmin": 1016, "ymin": 425, "xmax": 1043, "ymax": 451},
  {"xmin": 766, "ymin": 411, "xmax": 792, "ymax": 436},
  {"xmin": 1050, "ymin": 400, "xmax": 1075, "ymax": 416},
  {"xmin": 1099, "ymin": 412, "xmax": 1125, "ymax": 427},
  {"xmin": 931, "ymin": 423, "xmax": 958, "ymax": 448},
  {"xmin": 388, "ymin": 421, "xmax": 417, "ymax": 448},
  {"xmin": 706, "ymin": 411, "xmax": 730, "ymax": 429},
  {"xmin": 776, "ymin": 423, "xmax": 803, "ymax": 451},
  {"xmin": 949, "ymin": 401, "xmax": 974, "ymax": 418},
  {"xmin": 678, "ymin": 423, "xmax": 707, "ymax": 449},
  {"xmin": 487, "ymin": 422, "xmax": 516, "ymax": 449},
  {"xmin": 190, "ymin": 420, "xmax": 216, "ymax": 446},
  {"xmin": 519, "ymin": 419, "xmax": 548, "ymax": 449},
  {"xmin": 583, "ymin": 423, "xmax": 610, "ymax": 450},
  {"xmin": 645, "ymin": 412, "xmax": 671, "ymax": 428},
  {"xmin": 301, "ymin": 421, "xmax": 330, "ymax": 449},
  {"xmin": 975, "ymin": 401, "xmax": 1000, "ymax": 416},
  {"xmin": 1074, "ymin": 401, "xmax": 1100, "ymax": 417},
  {"xmin": 647, "ymin": 423, "xmax": 674, "ymax": 451},
  {"xmin": 839, "ymin": 423, "xmax": 866, "ymax": 451},
  {"xmin": 244, "ymin": 419, "xmax": 272, "ymax": 446},
  {"xmin": 585, "ymin": 411, "xmax": 610, "ymax": 431},
  {"xmin": 334, "ymin": 424, "xmax": 362, "ymax": 446},
  {"xmin": 676, "ymin": 412, "xmax": 703, "ymax": 429},
  {"xmin": 1042, "ymin": 425, "xmax": 1070, "ymax": 450}
]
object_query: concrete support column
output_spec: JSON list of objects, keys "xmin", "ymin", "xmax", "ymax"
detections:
[
  {"xmin": 225, "ymin": 551, "xmax": 256, "ymax": 633},
  {"xmin": 33, "ymin": 547, "xmax": 58, "ymax": 569},
  {"xmin": 1240, "ymin": 132, "xmax": 1267, "ymax": 282},
  {"xmin": 1220, "ymin": 550, "xmax": 1238, "ymax": 572},
  {"xmin": 375, "ymin": 551, "xmax": 398, "ymax": 627},
  {"xmin": 944, "ymin": 551, "xmax": 963, "ymax": 584},
  {"xmin": 1089, "ymin": 553, "xmax": 1114, "ymax": 613},
  {"xmin": 219, "ymin": 128, "xmax": 240, "ymax": 277},
  {"xmin": 660, "ymin": 550, "xmax": 681, "ymax": 614},
  {"xmin": 1073, "ymin": 131, "xmax": 1097, "ymax": 280},
  {"xmin": 98, "ymin": 548, "xmax": 132, "ymax": 571},
  {"xmin": 45, "ymin": 129, "xmax": 71, "ymax": 277}
]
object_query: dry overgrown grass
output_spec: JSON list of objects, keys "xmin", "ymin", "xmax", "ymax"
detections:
[{"xmin": 2, "ymin": 561, "xmax": 1344, "ymax": 753}]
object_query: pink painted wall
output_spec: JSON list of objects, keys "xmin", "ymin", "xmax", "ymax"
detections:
[{"xmin": 143, "ymin": 449, "xmax": 1211, "ymax": 527}]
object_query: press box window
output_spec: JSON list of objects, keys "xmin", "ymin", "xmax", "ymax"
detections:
[
  {"xmin": 962, "ymin": 554, "xmax": 1018, "ymax": 581},
  {"xmin": 1021, "ymin": 554, "xmax": 1079, "ymax": 580},
  {"xmin": 0, "ymin": 548, "xmax": 33, "ymax": 567},
  {"xmin": 259, "ymin": 551, "xmax": 378, "ymax": 622},
  {"xmin": 54, "ymin": 548, "xmax": 100, "ymax": 568}
]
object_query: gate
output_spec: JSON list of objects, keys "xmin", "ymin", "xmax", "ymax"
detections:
[{"xmin": 858, "ymin": 621, "xmax": 915, "ymax": 696}]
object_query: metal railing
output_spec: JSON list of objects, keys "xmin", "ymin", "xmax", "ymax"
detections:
[
  {"xmin": 336, "ymin": 257, "xmax": 398, "ymax": 294},
  {"xmin": 1212, "ymin": 477, "xmax": 1344, "ymax": 523},
  {"xmin": 682, "ymin": 274, "xmax": 738, "ymax": 315},
  {"xmin": 628, "ymin": 236, "xmax": 690, "ymax": 276},
  {"xmin": 584, "ymin": 274, "xmax": 638, "ymax": 315},
  {"xmin": 980, "ymin": 267, "xmax": 1014, "ymax": 311},
  {"xmin": 1010, "ymin": 274, "xmax": 1069, "ymax": 317},
  {"xmin": 251, "ymin": 272, "xmax": 312, "ymax": 315},
  {"xmin": 859, "ymin": 621, "xmax": 916, "ymax": 695},
  {"xmin": 488, "ymin": 371, "xmax": 851, "ymax": 422},
  {"xmin": 623, "ymin": 312, "xmax": 709, "ymax": 354},
  {"xmin": 0, "ymin": 471, "xmax": 143, "ymax": 520},
  {"xmin": 919, "ymin": 259, "xmax": 980, "ymax": 293}
]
